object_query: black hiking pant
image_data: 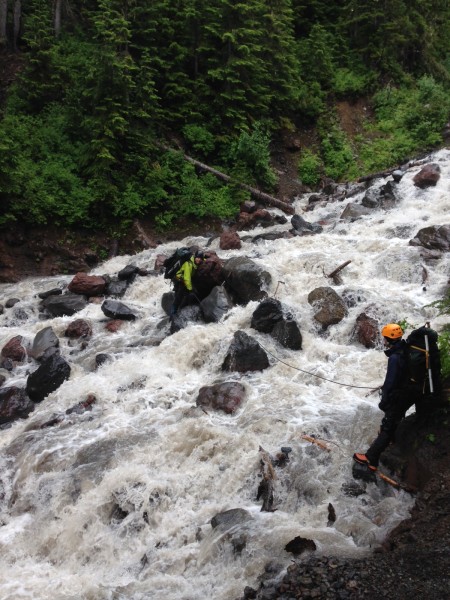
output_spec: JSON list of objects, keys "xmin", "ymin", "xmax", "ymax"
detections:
[
  {"xmin": 366, "ymin": 383, "xmax": 422, "ymax": 467},
  {"xmin": 172, "ymin": 281, "xmax": 197, "ymax": 314}
]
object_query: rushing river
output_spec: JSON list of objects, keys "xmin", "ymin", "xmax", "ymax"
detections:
[{"xmin": 0, "ymin": 149, "xmax": 449, "ymax": 600}]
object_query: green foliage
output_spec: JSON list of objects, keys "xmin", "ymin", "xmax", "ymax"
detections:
[
  {"xmin": 182, "ymin": 125, "xmax": 216, "ymax": 158},
  {"xmin": 227, "ymin": 123, "xmax": 277, "ymax": 189},
  {"xmin": 333, "ymin": 68, "xmax": 374, "ymax": 96},
  {"xmin": 150, "ymin": 152, "xmax": 239, "ymax": 230},
  {"xmin": 317, "ymin": 114, "xmax": 359, "ymax": 181},
  {"xmin": 357, "ymin": 76, "xmax": 450, "ymax": 173},
  {"xmin": 298, "ymin": 149, "xmax": 322, "ymax": 186},
  {"xmin": 1, "ymin": 0, "xmax": 450, "ymax": 230}
]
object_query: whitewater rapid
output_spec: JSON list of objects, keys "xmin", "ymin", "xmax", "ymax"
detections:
[{"xmin": 0, "ymin": 149, "xmax": 449, "ymax": 600}]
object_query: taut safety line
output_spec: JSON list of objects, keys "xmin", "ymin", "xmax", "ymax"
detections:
[{"xmin": 258, "ymin": 342, "xmax": 377, "ymax": 391}]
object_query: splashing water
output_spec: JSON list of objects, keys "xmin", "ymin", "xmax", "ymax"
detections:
[{"xmin": 0, "ymin": 149, "xmax": 449, "ymax": 600}]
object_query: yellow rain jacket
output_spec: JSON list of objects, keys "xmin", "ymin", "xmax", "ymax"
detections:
[{"xmin": 175, "ymin": 256, "xmax": 198, "ymax": 291}]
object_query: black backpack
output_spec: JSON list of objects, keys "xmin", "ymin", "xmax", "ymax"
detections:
[
  {"xmin": 405, "ymin": 326, "xmax": 441, "ymax": 394},
  {"xmin": 163, "ymin": 247, "xmax": 192, "ymax": 280}
]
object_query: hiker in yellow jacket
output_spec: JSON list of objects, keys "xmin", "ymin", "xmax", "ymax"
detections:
[{"xmin": 172, "ymin": 251, "xmax": 204, "ymax": 314}]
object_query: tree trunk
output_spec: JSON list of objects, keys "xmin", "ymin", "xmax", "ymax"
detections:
[
  {"xmin": 12, "ymin": 0, "xmax": 20, "ymax": 51},
  {"xmin": 182, "ymin": 153, "xmax": 295, "ymax": 215},
  {"xmin": 0, "ymin": 0, "xmax": 7, "ymax": 48},
  {"xmin": 54, "ymin": 0, "xmax": 62, "ymax": 36}
]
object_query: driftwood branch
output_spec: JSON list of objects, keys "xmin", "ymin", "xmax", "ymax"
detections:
[
  {"xmin": 326, "ymin": 260, "xmax": 352, "ymax": 280},
  {"xmin": 158, "ymin": 143, "xmax": 295, "ymax": 215}
]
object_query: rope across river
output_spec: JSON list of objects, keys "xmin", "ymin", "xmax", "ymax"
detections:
[{"xmin": 258, "ymin": 342, "xmax": 379, "ymax": 391}]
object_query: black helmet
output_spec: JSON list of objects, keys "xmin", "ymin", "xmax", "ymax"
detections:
[{"xmin": 195, "ymin": 250, "xmax": 204, "ymax": 259}]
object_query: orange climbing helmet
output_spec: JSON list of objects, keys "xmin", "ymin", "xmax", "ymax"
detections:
[{"xmin": 381, "ymin": 323, "xmax": 404, "ymax": 339}]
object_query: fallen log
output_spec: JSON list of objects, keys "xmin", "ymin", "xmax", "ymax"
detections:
[
  {"xmin": 158, "ymin": 144, "xmax": 295, "ymax": 215},
  {"xmin": 327, "ymin": 260, "xmax": 352, "ymax": 279}
]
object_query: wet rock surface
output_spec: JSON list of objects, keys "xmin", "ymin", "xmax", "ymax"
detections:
[{"xmin": 236, "ymin": 396, "xmax": 450, "ymax": 600}]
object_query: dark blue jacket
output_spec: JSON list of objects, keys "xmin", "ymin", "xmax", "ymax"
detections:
[{"xmin": 380, "ymin": 340, "xmax": 408, "ymax": 408}]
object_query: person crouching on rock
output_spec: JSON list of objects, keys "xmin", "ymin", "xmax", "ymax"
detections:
[
  {"xmin": 353, "ymin": 323, "xmax": 422, "ymax": 472},
  {"xmin": 172, "ymin": 251, "xmax": 204, "ymax": 315}
]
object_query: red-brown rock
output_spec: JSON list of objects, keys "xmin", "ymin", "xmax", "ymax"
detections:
[
  {"xmin": 65, "ymin": 319, "xmax": 93, "ymax": 339},
  {"xmin": 220, "ymin": 231, "xmax": 241, "ymax": 250},
  {"xmin": 1, "ymin": 335, "xmax": 27, "ymax": 362},
  {"xmin": 68, "ymin": 272, "xmax": 107, "ymax": 296}
]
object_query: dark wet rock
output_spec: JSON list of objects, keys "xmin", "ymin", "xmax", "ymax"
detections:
[
  {"xmin": 5, "ymin": 298, "xmax": 20, "ymax": 308},
  {"xmin": 240, "ymin": 200, "xmax": 257, "ymax": 213},
  {"xmin": 285, "ymin": 536, "xmax": 317, "ymax": 555},
  {"xmin": 194, "ymin": 252, "xmax": 225, "ymax": 299},
  {"xmin": 161, "ymin": 291, "xmax": 175, "ymax": 316},
  {"xmin": 105, "ymin": 278, "xmax": 128, "ymax": 298},
  {"xmin": 65, "ymin": 319, "xmax": 92, "ymax": 339},
  {"xmin": 392, "ymin": 169, "xmax": 404, "ymax": 182},
  {"xmin": 409, "ymin": 224, "xmax": 450, "ymax": 252},
  {"xmin": 220, "ymin": 230, "xmax": 242, "ymax": 250},
  {"xmin": 28, "ymin": 327, "xmax": 60, "ymax": 361},
  {"xmin": 222, "ymin": 330, "xmax": 270, "ymax": 372},
  {"xmin": 68, "ymin": 272, "xmax": 107, "ymax": 296},
  {"xmin": 340, "ymin": 202, "xmax": 372, "ymax": 220},
  {"xmin": 1, "ymin": 335, "xmax": 28, "ymax": 362},
  {"xmin": 413, "ymin": 163, "xmax": 441, "ymax": 188},
  {"xmin": 291, "ymin": 214, "xmax": 323, "ymax": 234},
  {"xmin": 95, "ymin": 353, "xmax": 112, "ymax": 368},
  {"xmin": 105, "ymin": 319, "xmax": 124, "ymax": 333},
  {"xmin": 196, "ymin": 381, "xmax": 246, "ymax": 414},
  {"xmin": 252, "ymin": 231, "xmax": 293, "ymax": 243},
  {"xmin": 211, "ymin": 508, "xmax": 254, "ymax": 529},
  {"xmin": 117, "ymin": 264, "xmax": 140, "ymax": 281},
  {"xmin": 101, "ymin": 299, "xmax": 137, "ymax": 321},
  {"xmin": 271, "ymin": 317, "xmax": 302, "ymax": 350},
  {"xmin": 251, "ymin": 298, "xmax": 283, "ymax": 333},
  {"xmin": 308, "ymin": 287, "xmax": 347, "ymax": 328},
  {"xmin": 236, "ymin": 209, "xmax": 277, "ymax": 230},
  {"xmin": 251, "ymin": 298, "xmax": 302, "ymax": 350},
  {"xmin": 0, "ymin": 386, "xmax": 34, "ymax": 424},
  {"xmin": 223, "ymin": 256, "xmax": 271, "ymax": 304},
  {"xmin": 341, "ymin": 289, "xmax": 367, "ymax": 308},
  {"xmin": 26, "ymin": 353, "xmax": 71, "ymax": 402},
  {"xmin": 200, "ymin": 286, "xmax": 233, "ymax": 323},
  {"xmin": 37, "ymin": 288, "xmax": 63, "ymax": 300},
  {"xmin": 170, "ymin": 305, "xmax": 205, "ymax": 334},
  {"xmin": 353, "ymin": 312, "xmax": 379, "ymax": 348},
  {"xmin": 41, "ymin": 293, "xmax": 88, "ymax": 317}
]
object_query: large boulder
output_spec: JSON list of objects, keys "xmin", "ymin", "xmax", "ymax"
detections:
[
  {"xmin": 194, "ymin": 252, "xmax": 225, "ymax": 299},
  {"xmin": 41, "ymin": 293, "xmax": 88, "ymax": 317},
  {"xmin": 68, "ymin": 272, "xmax": 107, "ymax": 296},
  {"xmin": 413, "ymin": 163, "xmax": 441, "ymax": 188},
  {"xmin": 26, "ymin": 353, "xmax": 71, "ymax": 402},
  {"xmin": 101, "ymin": 300, "xmax": 137, "ymax": 321},
  {"xmin": 251, "ymin": 298, "xmax": 302, "ymax": 349},
  {"xmin": 220, "ymin": 231, "xmax": 242, "ymax": 250},
  {"xmin": 170, "ymin": 305, "xmax": 205, "ymax": 334},
  {"xmin": 291, "ymin": 214, "xmax": 323, "ymax": 235},
  {"xmin": 1, "ymin": 335, "xmax": 28, "ymax": 363},
  {"xmin": 271, "ymin": 318, "xmax": 302, "ymax": 350},
  {"xmin": 28, "ymin": 327, "xmax": 59, "ymax": 361},
  {"xmin": 409, "ymin": 224, "xmax": 450, "ymax": 252},
  {"xmin": 354, "ymin": 313, "xmax": 379, "ymax": 348},
  {"xmin": 222, "ymin": 330, "xmax": 270, "ymax": 372},
  {"xmin": 65, "ymin": 319, "xmax": 92, "ymax": 339},
  {"xmin": 340, "ymin": 203, "xmax": 371, "ymax": 221},
  {"xmin": 196, "ymin": 382, "xmax": 246, "ymax": 414},
  {"xmin": 0, "ymin": 386, "xmax": 34, "ymax": 424},
  {"xmin": 308, "ymin": 287, "xmax": 347, "ymax": 329},
  {"xmin": 222, "ymin": 256, "xmax": 271, "ymax": 304},
  {"xmin": 200, "ymin": 286, "xmax": 233, "ymax": 323}
]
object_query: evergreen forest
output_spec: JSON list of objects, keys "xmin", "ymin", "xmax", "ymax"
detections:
[{"xmin": 0, "ymin": 0, "xmax": 450, "ymax": 232}]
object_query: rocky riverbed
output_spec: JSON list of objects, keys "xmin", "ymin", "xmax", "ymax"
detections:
[{"xmin": 236, "ymin": 402, "xmax": 450, "ymax": 600}]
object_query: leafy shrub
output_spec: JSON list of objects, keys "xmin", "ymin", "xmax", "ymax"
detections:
[
  {"xmin": 182, "ymin": 124, "xmax": 215, "ymax": 158},
  {"xmin": 298, "ymin": 149, "xmax": 322, "ymax": 186},
  {"xmin": 227, "ymin": 122, "xmax": 277, "ymax": 189},
  {"xmin": 333, "ymin": 68, "xmax": 373, "ymax": 96}
]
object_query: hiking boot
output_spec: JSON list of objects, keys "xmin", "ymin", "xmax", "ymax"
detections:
[{"xmin": 353, "ymin": 453, "xmax": 377, "ymax": 471}]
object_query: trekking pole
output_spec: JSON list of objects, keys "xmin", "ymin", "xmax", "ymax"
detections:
[{"xmin": 424, "ymin": 333, "xmax": 434, "ymax": 394}]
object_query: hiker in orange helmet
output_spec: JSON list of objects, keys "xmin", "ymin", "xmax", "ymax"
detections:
[{"xmin": 353, "ymin": 323, "xmax": 422, "ymax": 471}]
